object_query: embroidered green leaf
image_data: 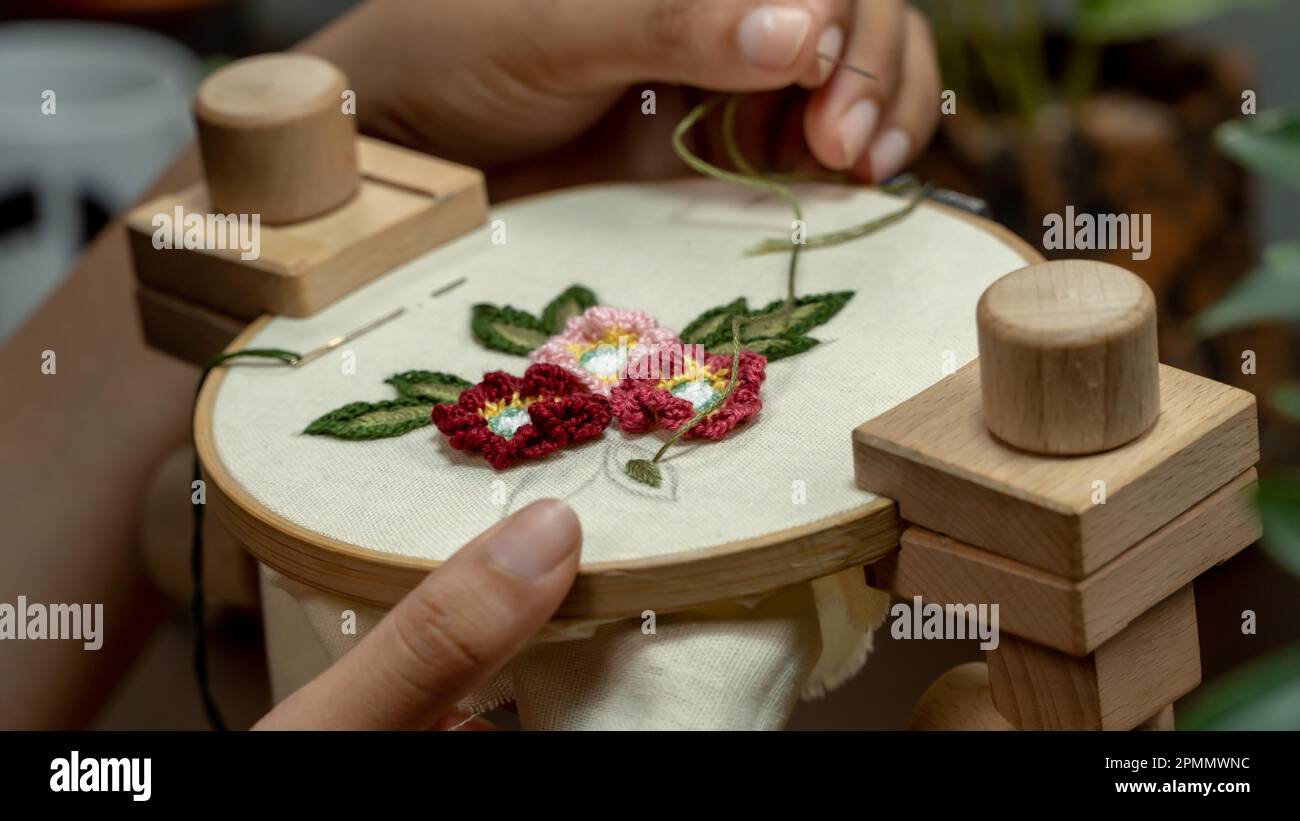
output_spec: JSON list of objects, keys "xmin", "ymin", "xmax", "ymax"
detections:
[
  {"xmin": 385, "ymin": 371, "xmax": 471, "ymax": 404},
  {"xmin": 741, "ymin": 291, "xmax": 854, "ymax": 341},
  {"xmin": 680, "ymin": 298, "xmax": 749, "ymax": 345},
  {"xmin": 471, "ymin": 304, "xmax": 550, "ymax": 355},
  {"xmin": 304, "ymin": 398, "xmax": 434, "ymax": 440},
  {"xmin": 709, "ymin": 334, "xmax": 818, "ymax": 362},
  {"xmin": 624, "ymin": 458, "xmax": 663, "ymax": 488},
  {"xmin": 541, "ymin": 285, "xmax": 598, "ymax": 334}
]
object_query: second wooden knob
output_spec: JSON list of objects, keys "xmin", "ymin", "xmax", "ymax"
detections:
[
  {"xmin": 976, "ymin": 259, "xmax": 1160, "ymax": 455},
  {"xmin": 194, "ymin": 53, "xmax": 358, "ymax": 224}
]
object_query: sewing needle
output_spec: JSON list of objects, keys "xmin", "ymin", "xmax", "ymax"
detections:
[
  {"xmin": 291, "ymin": 306, "xmax": 406, "ymax": 367},
  {"xmin": 816, "ymin": 51, "xmax": 879, "ymax": 80}
]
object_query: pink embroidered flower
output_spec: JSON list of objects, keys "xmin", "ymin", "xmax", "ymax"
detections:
[
  {"xmin": 610, "ymin": 349, "xmax": 766, "ymax": 440},
  {"xmin": 432, "ymin": 364, "xmax": 611, "ymax": 469},
  {"xmin": 530, "ymin": 306, "xmax": 682, "ymax": 396}
]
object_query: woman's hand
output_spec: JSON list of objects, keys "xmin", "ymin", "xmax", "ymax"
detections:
[
  {"xmin": 254, "ymin": 500, "xmax": 581, "ymax": 730},
  {"xmin": 303, "ymin": 0, "xmax": 940, "ymax": 196}
]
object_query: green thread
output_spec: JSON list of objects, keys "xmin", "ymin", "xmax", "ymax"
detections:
[
  {"xmin": 708, "ymin": 333, "xmax": 818, "ymax": 362},
  {"xmin": 385, "ymin": 370, "xmax": 472, "ymax": 403},
  {"xmin": 193, "ymin": 346, "xmax": 302, "ymax": 732},
  {"xmin": 745, "ymin": 182, "xmax": 928, "ymax": 256},
  {"xmin": 304, "ymin": 398, "xmax": 435, "ymax": 440},
  {"xmin": 674, "ymin": 95, "xmax": 803, "ymax": 311},
  {"xmin": 541, "ymin": 285, "xmax": 598, "ymax": 334},
  {"xmin": 471, "ymin": 304, "xmax": 551, "ymax": 356},
  {"xmin": 625, "ymin": 318, "xmax": 744, "ymax": 487}
]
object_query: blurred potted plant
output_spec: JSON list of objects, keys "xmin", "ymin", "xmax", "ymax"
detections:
[
  {"xmin": 914, "ymin": 0, "xmax": 1294, "ymax": 419},
  {"xmin": 1183, "ymin": 110, "xmax": 1300, "ymax": 728}
]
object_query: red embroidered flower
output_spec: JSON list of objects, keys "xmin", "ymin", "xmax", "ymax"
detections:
[
  {"xmin": 432, "ymin": 364, "xmax": 612, "ymax": 469},
  {"xmin": 610, "ymin": 349, "xmax": 766, "ymax": 440}
]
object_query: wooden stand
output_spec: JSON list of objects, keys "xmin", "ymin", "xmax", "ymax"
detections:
[
  {"xmin": 856, "ymin": 259, "xmax": 1261, "ymax": 730},
  {"xmin": 128, "ymin": 54, "xmax": 487, "ymax": 364}
]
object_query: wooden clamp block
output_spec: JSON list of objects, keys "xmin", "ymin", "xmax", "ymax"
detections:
[
  {"xmin": 987, "ymin": 585, "xmax": 1201, "ymax": 730},
  {"xmin": 854, "ymin": 360, "xmax": 1257, "ymax": 579},
  {"xmin": 876, "ymin": 468, "xmax": 1260, "ymax": 655},
  {"xmin": 128, "ymin": 54, "xmax": 487, "ymax": 363},
  {"xmin": 853, "ymin": 260, "xmax": 1261, "ymax": 731}
]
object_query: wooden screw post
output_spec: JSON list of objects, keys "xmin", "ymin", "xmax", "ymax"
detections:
[
  {"xmin": 855, "ymin": 259, "xmax": 1261, "ymax": 730},
  {"xmin": 194, "ymin": 53, "xmax": 359, "ymax": 224},
  {"xmin": 977, "ymin": 260, "xmax": 1160, "ymax": 455}
]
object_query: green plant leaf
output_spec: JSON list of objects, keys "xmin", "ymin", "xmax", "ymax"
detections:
[
  {"xmin": 741, "ymin": 292, "xmax": 854, "ymax": 342},
  {"xmin": 680, "ymin": 298, "xmax": 749, "ymax": 345},
  {"xmin": 1257, "ymin": 475, "xmax": 1300, "ymax": 576},
  {"xmin": 1180, "ymin": 644, "xmax": 1300, "ymax": 730},
  {"xmin": 1191, "ymin": 242, "xmax": 1300, "ymax": 337},
  {"xmin": 624, "ymin": 458, "xmax": 663, "ymax": 488},
  {"xmin": 1075, "ymin": 0, "xmax": 1272, "ymax": 44},
  {"xmin": 709, "ymin": 334, "xmax": 818, "ymax": 362},
  {"xmin": 384, "ymin": 371, "xmax": 471, "ymax": 404},
  {"xmin": 540, "ymin": 285, "xmax": 598, "ymax": 334},
  {"xmin": 1215, "ymin": 111, "xmax": 1300, "ymax": 189},
  {"xmin": 471, "ymin": 304, "xmax": 550, "ymax": 355},
  {"xmin": 304, "ymin": 398, "xmax": 434, "ymax": 440},
  {"xmin": 1272, "ymin": 383, "xmax": 1300, "ymax": 422}
]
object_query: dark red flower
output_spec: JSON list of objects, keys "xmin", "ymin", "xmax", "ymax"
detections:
[
  {"xmin": 610, "ymin": 350, "xmax": 766, "ymax": 440},
  {"xmin": 431, "ymin": 363, "xmax": 612, "ymax": 469}
]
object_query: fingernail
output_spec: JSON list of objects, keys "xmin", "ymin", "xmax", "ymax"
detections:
[
  {"xmin": 738, "ymin": 5, "xmax": 812, "ymax": 70},
  {"xmin": 487, "ymin": 499, "xmax": 580, "ymax": 580},
  {"xmin": 838, "ymin": 99, "xmax": 878, "ymax": 167},
  {"xmin": 814, "ymin": 25, "xmax": 844, "ymax": 84},
  {"xmin": 869, "ymin": 128, "xmax": 912, "ymax": 181}
]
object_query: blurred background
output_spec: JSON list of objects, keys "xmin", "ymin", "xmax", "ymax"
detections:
[{"xmin": 1, "ymin": 0, "xmax": 1297, "ymax": 729}]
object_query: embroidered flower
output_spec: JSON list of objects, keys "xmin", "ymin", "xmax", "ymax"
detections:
[
  {"xmin": 530, "ymin": 306, "xmax": 682, "ymax": 396},
  {"xmin": 432, "ymin": 364, "xmax": 612, "ymax": 469},
  {"xmin": 610, "ymin": 349, "xmax": 766, "ymax": 440}
]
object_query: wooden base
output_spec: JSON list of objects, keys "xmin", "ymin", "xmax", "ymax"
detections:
[
  {"xmin": 986, "ymin": 585, "xmax": 1200, "ymax": 730},
  {"xmin": 128, "ymin": 137, "xmax": 486, "ymax": 319},
  {"xmin": 910, "ymin": 662, "xmax": 1014, "ymax": 730},
  {"xmin": 135, "ymin": 285, "xmax": 245, "ymax": 367},
  {"xmin": 875, "ymin": 469, "xmax": 1259, "ymax": 654},
  {"xmin": 854, "ymin": 361, "xmax": 1258, "ymax": 578}
]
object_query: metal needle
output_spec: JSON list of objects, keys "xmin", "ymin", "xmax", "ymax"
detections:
[{"xmin": 816, "ymin": 51, "xmax": 879, "ymax": 80}]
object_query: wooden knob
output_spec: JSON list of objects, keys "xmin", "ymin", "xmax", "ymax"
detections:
[
  {"xmin": 976, "ymin": 260, "xmax": 1160, "ymax": 455},
  {"xmin": 194, "ymin": 53, "xmax": 358, "ymax": 225}
]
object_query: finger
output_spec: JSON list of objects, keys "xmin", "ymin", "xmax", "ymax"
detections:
[
  {"xmin": 550, "ymin": 0, "xmax": 842, "ymax": 91},
  {"xmin": 256, "ymin": 499, "xmax": 581, "ymax": 729},
  {"xmin": 802, "ymin": 0, "xmax": 907, "ymax": 170},
  {"xmin": 794, "ymin": 0, "xmax": 851, "ymax": 89},
  {"xmin": 847, "ymin": 8, "xmax": 941, "ymax": 182}
]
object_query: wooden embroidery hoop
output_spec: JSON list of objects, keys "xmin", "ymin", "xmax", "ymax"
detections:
[{"xmin": 194, "ymin": 183, "xmax": 1042, "ymax": 621}]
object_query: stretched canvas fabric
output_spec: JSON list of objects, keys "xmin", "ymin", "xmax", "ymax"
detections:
[{"xmin": 216, "ymin": 181, "xmax": 1030, "ymax": 727}]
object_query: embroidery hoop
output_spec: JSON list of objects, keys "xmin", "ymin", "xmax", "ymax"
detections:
[{"xmin": 194, "ymin": 179, "xmax": 1041, "ymax": 619}]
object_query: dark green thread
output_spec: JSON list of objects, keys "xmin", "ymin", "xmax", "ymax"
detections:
[
  {"xmin": 193, "ymin": 347, "xmax": 302, "ymax": 731},
  {"xmin": 304, "ymin": 398, "xmax": 435, "ymax": 440},
  {"xmin": 470, "ymin": 304, "xmax": 551, "ymax": 356},
  {"xmin": 680, "ymin": 292, "xmax": 852, "ymax": 361},
  {"xmin": 541, "ymin": 285, "xmax": 598, "ymax": 334},
  {"xmin": 385, "ymin": 370, "xmax": 472, "ymax": 403}
]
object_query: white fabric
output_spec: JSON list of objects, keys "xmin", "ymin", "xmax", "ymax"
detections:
[
  {"xmin": 263, "ymin": 565, "xmax": 891, "ymax": 730},
  {"xmin": 211, "ymin": 180, "xmax": 1026, "ymax": 564}
]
